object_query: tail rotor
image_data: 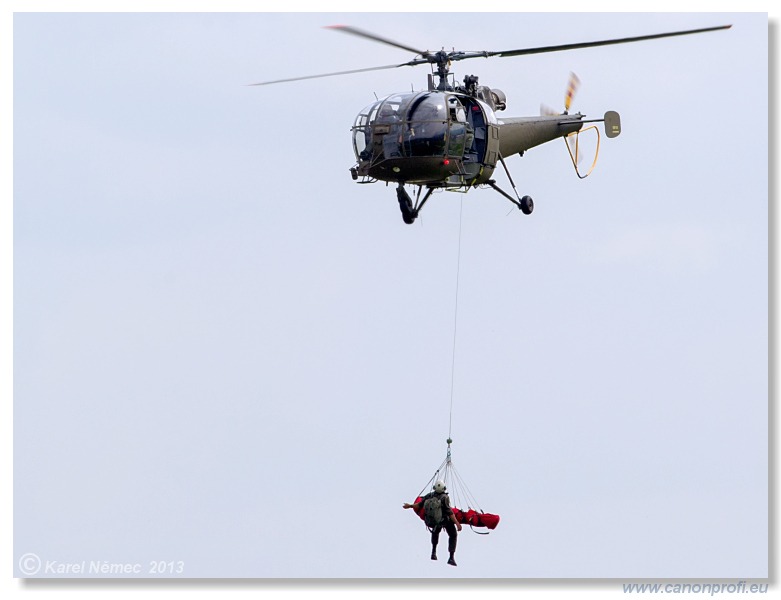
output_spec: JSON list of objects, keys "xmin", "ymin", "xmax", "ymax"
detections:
[
  {"xmin": 564, "ymin": 71, "xmax": 580, "ymax": 113},
  {"xmin": 540, "ymin": 72, "xmax": 580, "ymax": 115}
]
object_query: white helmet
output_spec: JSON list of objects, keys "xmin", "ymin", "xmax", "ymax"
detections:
[{"xmin": 433, "ymin": 480, "xmax": 446, "ymax": 493}]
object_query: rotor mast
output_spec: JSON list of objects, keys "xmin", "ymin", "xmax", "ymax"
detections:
[{"xmin": 433, "ymin": 50, "xmax": 451, "ymax": 90}]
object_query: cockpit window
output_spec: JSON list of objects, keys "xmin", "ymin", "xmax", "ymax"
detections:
[
  {"xmin": 403, "ymin": 94, "xmax": 448, "ymax": 157},
  {"xmin": 351, "ymin": 92, "xmax": 484, "ymax": 162},
  {"xmin": 352, "ymin": 103, "xmax": 374, "ymax": 158}
]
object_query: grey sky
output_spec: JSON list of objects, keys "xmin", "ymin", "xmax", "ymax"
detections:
[{"xmin": 11, "ymin": 10, "xmax": 768, "ymax": 583}]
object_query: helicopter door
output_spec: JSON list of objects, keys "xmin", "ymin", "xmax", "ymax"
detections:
[
  {"xmin": 463, "ymin": 100, "xmax": 488, "ymax": 163},
  {"xmin": 446, "ymin": 96, "xmax": 467, "ymax": 158},
  {"xmin": 484, "ymin": 124, "xmax": 500, "ymax": 168}
]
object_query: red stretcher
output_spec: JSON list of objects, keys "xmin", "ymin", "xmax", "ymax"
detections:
[{"xmin": 412, "ymin": 496, "xmax": 500, "ymax": 530}]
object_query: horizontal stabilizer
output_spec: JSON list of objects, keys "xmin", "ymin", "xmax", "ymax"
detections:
[{"xmin": 605, "ymin": 110, "xmax": 621, "ymax": 138}]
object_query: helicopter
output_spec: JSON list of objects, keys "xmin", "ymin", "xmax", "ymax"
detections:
[{"xmin": 251, "ymin": 23, "xmax": 731, "ymax": 224}]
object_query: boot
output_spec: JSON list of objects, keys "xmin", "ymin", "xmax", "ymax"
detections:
[{"xmin": 447, "ymin": 553, "xmax": 457, "ymax": 567}]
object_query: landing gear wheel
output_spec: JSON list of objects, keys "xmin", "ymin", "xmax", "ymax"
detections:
[{"xmin": 520, "ymin": 195, "xmax": 534, "ymax": 215}]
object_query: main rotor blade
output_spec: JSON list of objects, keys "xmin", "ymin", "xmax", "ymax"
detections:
[
  {"xmin": 247, "ymin": 62, "xmax": 414, "ymax": 86},
  {"xmin": 325, "ymin": 24, "xmax": 431, "ymax": 57},
  {"xmin": 249, "ymin": 23, "xmax": 731, "ymax": 87},
  {"xmin": 487, "ymin": 24, "xmax": 732, "ymax": 59}
]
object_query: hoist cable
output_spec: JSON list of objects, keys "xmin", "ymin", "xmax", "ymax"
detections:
[
  {"xmin": 448, "ymin": 196, "xmax": 464, "ymax": 440},
  {"xmin": 415, "ymin": 198, "xmax": 489, "ymax": 531}
]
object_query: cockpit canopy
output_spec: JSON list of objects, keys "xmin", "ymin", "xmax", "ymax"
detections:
[{"xmin": 352, "ymin": 91, "xmax": 495, "ymax": 163}]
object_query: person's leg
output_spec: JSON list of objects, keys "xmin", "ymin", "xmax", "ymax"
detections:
[
  {"xmin": 430, "ymin": 526, "xmax": 441, "ymax": 560},
  {"xmin": 445, "ymin": 521, "xmax": 458, "ymax": 566}
]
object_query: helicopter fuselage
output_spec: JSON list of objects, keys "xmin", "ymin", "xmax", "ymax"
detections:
[
  {"xmin": 251, "ymin": 21, "xmax": 728, "ymax": 224},
  {"xmin": 350, "ymin": 89, "xmax": 584, "ymax": 189}
]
